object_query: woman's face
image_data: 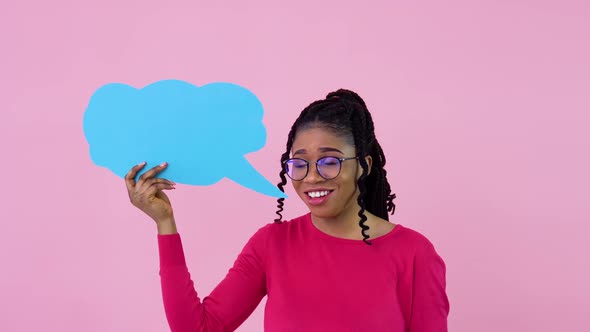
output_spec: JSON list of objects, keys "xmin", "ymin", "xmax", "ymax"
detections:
[{"xmin": 290, "ymin": 127, "xmax": 370, "ymax": 221}]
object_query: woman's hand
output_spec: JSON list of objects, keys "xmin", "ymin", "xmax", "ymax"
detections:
[{"xmin": 125, "ymin": 162, "xmax": 176, "ymax": 225}]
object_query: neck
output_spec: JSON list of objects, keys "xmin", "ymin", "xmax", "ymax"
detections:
[{"xmin": 311, "ymin": 208, "xmax": 373, "ymax": 240}]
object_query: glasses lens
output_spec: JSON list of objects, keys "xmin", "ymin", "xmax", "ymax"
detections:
[
  {"xmin": 285, "ymin": 159, "xmax": 308, "ymax": 180},
  {"xmin": 317, "ymin": 157, "xmax": 341, "ymax": 179}
]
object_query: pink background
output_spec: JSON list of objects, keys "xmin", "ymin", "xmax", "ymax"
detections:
[{"xmin": 1, "ymin": 1, "xmax": 589, "ymax": 331}]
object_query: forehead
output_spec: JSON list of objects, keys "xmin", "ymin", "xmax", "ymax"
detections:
[{"xmin": 292, "ymin": 127, "xmax": 354, "ymax": 152}]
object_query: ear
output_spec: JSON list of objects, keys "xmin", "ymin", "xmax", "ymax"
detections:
[
  {"xmin": 365, "ymin": 155, "xmax": 373, "ymax": 175},
  {"xmin": 357, "ymin": 155, "xmax": 372, "ymax": 177}
]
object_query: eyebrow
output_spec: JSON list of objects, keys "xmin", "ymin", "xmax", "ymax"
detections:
[{"xmin": 293, "ymin": 147, "xmax": 344, "ymax": 156}]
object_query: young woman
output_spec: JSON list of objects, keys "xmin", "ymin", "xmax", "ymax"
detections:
[{"xmin": 125, "ymin": 89, "xmax": 449, "ymax": 331}]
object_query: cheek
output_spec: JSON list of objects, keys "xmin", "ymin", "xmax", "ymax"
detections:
[
  {"xmin": 291, "ymin": 181, "xmax": 304, "ymax": 195},
  {"xmin": 339, "ymin": 173, "xmax": 359, "ymax": 193}
]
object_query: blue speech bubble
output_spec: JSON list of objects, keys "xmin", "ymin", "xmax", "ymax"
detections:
[{"xmin": 83, "ymin": 80, "xmax": 287, "ymax": 198}]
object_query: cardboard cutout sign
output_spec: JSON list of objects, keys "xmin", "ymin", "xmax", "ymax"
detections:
[{"xmin": 83, "ymin": 79, "xmax": 287, "ymax": 198}]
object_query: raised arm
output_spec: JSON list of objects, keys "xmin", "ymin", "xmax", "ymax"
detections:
[
  {"xmin": 158, "ymin": 225, "xmax": 269, "ymax": 332},
  {"xmin": 124, "ymin": 162, "xmax": 268, "ymax": 331}
]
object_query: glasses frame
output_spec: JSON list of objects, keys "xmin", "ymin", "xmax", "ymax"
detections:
[{"xmin": 283, "ymin": 156, "xmax": 358, "ymax": 181}]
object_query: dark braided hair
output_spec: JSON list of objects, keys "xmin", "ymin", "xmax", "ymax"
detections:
[{"xmin": 274, "ymin": 89, "xmax": 396, "ymax": 245}]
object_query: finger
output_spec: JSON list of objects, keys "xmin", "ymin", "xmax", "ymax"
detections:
[
  {"xmin": 153, "ymin": 183, "xmax": 176, "ymax": 191},
  {"xmin": 125, "ymin": 162, "xmax": 147, "ymax": 191},
  {"xmin": 135, "ymin": 182, "xmax": 176, "ymax": 202},
  {"xmin": 137, "ymin": 178, "xmax": 176, "ymax": 194},
  {"xmin": 137, "ymin": 162, "xmax": 169, "ymax": 186}
]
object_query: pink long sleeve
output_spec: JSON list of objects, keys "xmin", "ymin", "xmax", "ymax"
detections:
[
  {"xmin": 408, "ymin": 242, "xmax": 450, "ymax": 332},
  {"xmin": 157, "ymin": 225, "xmax": 270, "ymax": 332},
  {"xmin": 156, "ymin": 214, "xmax": 448, "ymax": 331}
]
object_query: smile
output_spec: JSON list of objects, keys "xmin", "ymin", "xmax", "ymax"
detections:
[{"xmin": 306, "ymin": 190, "xmax": 333, "ymax": 198}]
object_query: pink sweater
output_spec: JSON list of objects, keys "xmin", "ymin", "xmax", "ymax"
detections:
[{"xmin": 158, "ymin": 213, "xmax": 449, "ymax": 331}]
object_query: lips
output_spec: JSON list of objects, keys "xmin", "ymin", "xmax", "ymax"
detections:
[
  {"xmin": 307, "ymin": 190, "xmax": 331, "ymax": 198},
  {"xmin": 304, "ymin": 189, "xmax": 334, "ymax": 206}
]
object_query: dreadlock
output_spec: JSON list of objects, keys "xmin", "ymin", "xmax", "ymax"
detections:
[{"xmin": 274, "ymin": 89, "xmax": 396, "ymax": 245}]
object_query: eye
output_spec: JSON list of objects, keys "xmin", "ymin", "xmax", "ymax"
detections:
[
  {"xmin": 319, "ymin": 157, "xmax": 340, "ymax": 166},
  {"xmin": 290, "ymin": 159, "xmax": 308, "ymax": 168}
]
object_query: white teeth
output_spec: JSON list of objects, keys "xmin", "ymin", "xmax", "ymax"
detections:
[{"xmin": 308, "ymin": 191, "xmax": 330, "ymax": 198}]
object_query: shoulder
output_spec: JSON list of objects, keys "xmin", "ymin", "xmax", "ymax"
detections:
[
  {"xmin": 248, "ymin": 214, "xmax": 309, "ymax": 242},
  {"xmin": 390, "ymin": 224, "xmax": 443, "ymax": 260},
  {"xmin": 392, "ymin": 224, "xmax": 434, "ymax": 247}
]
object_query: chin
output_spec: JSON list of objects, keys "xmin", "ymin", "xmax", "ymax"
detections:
[{"xmin": 307, "ymin": 206, "xmax": 341, "ymax": 220}]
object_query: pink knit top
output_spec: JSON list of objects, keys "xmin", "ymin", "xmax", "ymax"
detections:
[{"xmin": 157, "ymin": 213, "xmax": 449, "ymax": 331}]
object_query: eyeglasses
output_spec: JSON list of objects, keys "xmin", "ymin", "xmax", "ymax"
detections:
[{"xmin": 283, "ymin": 156, "xmax": 358, "ymax": 181}]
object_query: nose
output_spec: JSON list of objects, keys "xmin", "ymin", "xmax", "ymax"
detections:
[{"xmin": 303, "ymin": 163, "xmax": 324, "ymax": 183}]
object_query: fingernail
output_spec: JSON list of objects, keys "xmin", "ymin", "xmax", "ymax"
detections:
[{"xmin": 160, "ymin": 162, "xmax": 167, "ymax": 167}]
